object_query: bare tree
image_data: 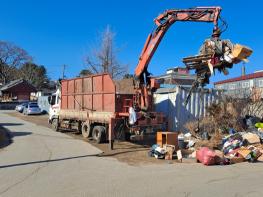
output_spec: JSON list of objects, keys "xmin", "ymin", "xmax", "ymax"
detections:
[
  {"xmin": 84, "ymin": 26, "xmax": 128, "ymax": 79},
  {"xmin": 0, "ymin": 41, "xmax": 32, "ymax": 84}
]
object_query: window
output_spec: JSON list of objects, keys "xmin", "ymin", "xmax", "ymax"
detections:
[
  {"xmin": 216, "ymin": 85, "xmax": 223, "ymax": 89},
  {"xmin": 242, "ymin": 81, "xmax": 249, "ymax": 88},
  {"xmin": 48, "ymin": 95, "xmax": 56, "ymax": 105},
  {"xmin": 259, "ymin": 80, "xmax": 263, "ymax": 87},
  {"xmin": 229, "ymin": 84, "xmax": 236, "ymax": 90}
]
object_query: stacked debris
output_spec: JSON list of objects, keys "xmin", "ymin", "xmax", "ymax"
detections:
[
  {"xmin": 148, "ymin": 128, "xmax": 263, "ymax": 164},
  {"xmin": 148, "ymin": 98, "xmax": 263, "ymax": 165},
  {"xmin": 183, "ymin": 35, "xmax": 253, "ymax": 105},
  {"xmin": 148, "ymin": 144, "xmax": 176, "ymax": 160},
  {"xmin": 171, "ymin": 120, "xmax": 263, "ymax": 166},
  {"xmin": 182, "ymin": 105, "xmax": 263, "ymax": 165},
  {"xmin": 148, "ymin": 132, "xmax": 195, "ymax": 162}
]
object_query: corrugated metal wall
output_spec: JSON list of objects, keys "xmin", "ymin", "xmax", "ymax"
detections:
[{"xmin": 154, "ymin": 87, "xmax": 222, "ymax": 132}]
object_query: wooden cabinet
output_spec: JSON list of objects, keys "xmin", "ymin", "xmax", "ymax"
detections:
[{"xmin": 157, "ymin": 132, "xmax": 178, "ymax": 150}]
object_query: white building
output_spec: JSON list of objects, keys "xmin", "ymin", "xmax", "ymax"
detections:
[{"xmin": 214, "ymin": 71, "xmax": 263, "ymax": 99}]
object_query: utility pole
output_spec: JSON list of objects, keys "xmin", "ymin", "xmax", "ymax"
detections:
[
  {"xmin": 242, "ymin": 62, "xmax": 246, "ymax": 76},
  {"xmin": 62, "ymin": 64, "xmax": 66, "ymax": 79}
]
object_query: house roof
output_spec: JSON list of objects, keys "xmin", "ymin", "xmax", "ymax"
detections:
[
  {"xmin": 0, "ymin": 79, "xmax": 36, "ymax": 91},
  {"xmin": 156, "ymin": 72, "xmax": 196, "ymax": 86},
  {"xmin": 214, "ymin": 71, "xmax": 263, "ymax": 85}
]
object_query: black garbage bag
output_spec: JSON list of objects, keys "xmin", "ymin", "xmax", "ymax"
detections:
[{"xmin": 244, "ymin": 115, "xmax": 261, "ymax": 129}]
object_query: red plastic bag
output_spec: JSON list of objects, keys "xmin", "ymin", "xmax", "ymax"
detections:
[{"xmin": 196, "ymin": 147, "xmax": 217, "ymax": 165}]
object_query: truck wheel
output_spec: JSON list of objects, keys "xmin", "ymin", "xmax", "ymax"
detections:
[
  {"xmin": 77, "ymin": 121, "xmax": 82, "ymax": 134},
  {"xmin": 92, "ymin": 126, "xmax": 105, "ymax": 144},
  {"xmin": 82, "ymin": 122, "xmax": 91, "ymax": 138},
  {"xmin": 52, "ymin": 118, "xmax": 59, "ymax": 132}
]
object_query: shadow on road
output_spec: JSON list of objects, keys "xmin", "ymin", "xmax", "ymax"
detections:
[
  {"xmin": 0, "ymin": 123, "xmax": 24, "ymax": 127},
  {"xmin": 0, "ymin": 154, "xmax": 100, "ymax": 169},
  {"xmin": 9, "ymin": 131, "xmax": 32, "ymax": 137},
  {"xmin": 98, "ymin": 148, "xmax": 148, "ymax": 157},
  {"xmin": 0, "ymin": 126, "xmax": 32, "ymax": 149}
]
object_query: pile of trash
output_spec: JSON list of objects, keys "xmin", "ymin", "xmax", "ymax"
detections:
[
  {"xmin": 148, "ymin": 144, "xmax": 177, "ymax": 160},
  {"xmin": 191, "ymin": 117, "xmax": 263, "ymax": 165},
  {"xmin": 195, "ymin": 132, "xmax": 262, "ymax": 166},
  {"xmin": 148, "ymin": 117, "xmax": 263, "ymax": 166}
]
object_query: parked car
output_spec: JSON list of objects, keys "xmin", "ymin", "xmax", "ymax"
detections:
[
  {"xmin": 15, "ymin": 102, "xmax": 28, "ymax": 113},
  {"xmin": 23, "ymin": 102, "xmax": 42, "ymax": 115}
]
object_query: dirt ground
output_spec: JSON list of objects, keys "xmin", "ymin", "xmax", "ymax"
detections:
[{"xmin": 6, "ymin": 111, "xmax": 194, "ymax": 165}]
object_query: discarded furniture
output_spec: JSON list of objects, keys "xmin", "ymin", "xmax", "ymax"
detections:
[{"xmin": 157, "ymin": 131, "xmax": 178, "ymax": 150}]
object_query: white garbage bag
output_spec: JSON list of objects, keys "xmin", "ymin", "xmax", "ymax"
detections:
[{"xmin": 129, "ymin": 107, "xmax": 137, "ymax": 125}]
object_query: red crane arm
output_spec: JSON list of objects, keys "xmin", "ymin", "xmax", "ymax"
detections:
[{"xmin": 135, "ymin": 7, "xmax": 221, "ymax": 79}]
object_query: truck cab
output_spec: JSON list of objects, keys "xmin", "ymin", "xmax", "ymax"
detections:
[{"xmin": 48, "ymin": 89, "xmax": 61, "ymax": 129}]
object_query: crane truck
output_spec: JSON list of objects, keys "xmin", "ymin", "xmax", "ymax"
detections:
[{"xmin": 48, "ymin": 6, "xmax": 252, "ymax": 149}]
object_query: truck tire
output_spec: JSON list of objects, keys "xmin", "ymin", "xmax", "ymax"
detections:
[
  {"xmin": 52, "ymin": 118, "xmax": 59, "ymax": 132},
  {"xmin": 82, "ymin": 122, "xmax": 91, "ymax": 138},
  {"xmin": 92, "ymin": 126, "xmax": 105, "ymax": 144},
  {"xmin": 77, "ymin": 121, "xmax": 82, "ymax": 134}
]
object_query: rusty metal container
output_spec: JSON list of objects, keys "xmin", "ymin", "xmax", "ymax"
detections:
[
  {"xmin": 61, "ymin": 73, "xmax": 117, "ymax": 112},
  {"xmin": 60, "ymin": 73, "xmax": 135, "ymax": 114}
]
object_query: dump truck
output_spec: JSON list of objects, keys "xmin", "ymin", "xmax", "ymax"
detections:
[{"xmin": 48, "ymin": 73, "xmax": 165, "ymax": 147}]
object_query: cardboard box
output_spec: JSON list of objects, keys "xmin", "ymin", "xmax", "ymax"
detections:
[
  {"xmin": 164, "ymin": 144, "xmax": 175, "ymax": 160},
  {"xmin": 177, "ymin": 150, "xmax": 183, "ymax": 162},
  {"xmin": 232, "ymin": 44, "xmax": 253, "ymax": 62},
  {"xmin": 237, "ymin": 148, "xmax": 252, "ymax": 159},
  {"xmin": 242, "ymin": 133, "xmax": 260, "ymax": 144},
  {"xmin": 230, "ymin": 156, "xmax": 246, "ymax": 164},
  {"xmin": 257, "ymin": 154, "xmax": 263, "ymax": 162}
]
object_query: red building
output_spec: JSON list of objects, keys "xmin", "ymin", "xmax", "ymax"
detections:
[{"xmin": 0, "ymin": 79, "xmax": 36, "ymax": 101}]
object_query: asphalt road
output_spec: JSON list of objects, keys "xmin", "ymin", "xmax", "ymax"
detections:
[{"xmin": 1, "ymin": 111, "xmax": 263, "ymax": 197}]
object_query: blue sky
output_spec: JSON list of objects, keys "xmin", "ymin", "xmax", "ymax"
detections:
[{"xmin": 1, "ymin": 0, "xmax": 262, "ymax": 85}]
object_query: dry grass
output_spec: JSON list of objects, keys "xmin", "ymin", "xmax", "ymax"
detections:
[{"xmin": 185, "ymin": 99, "xmax": 246, "ymax": 139}]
